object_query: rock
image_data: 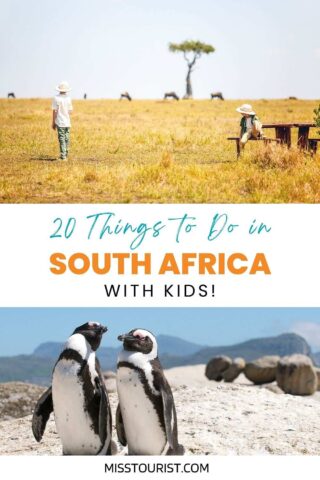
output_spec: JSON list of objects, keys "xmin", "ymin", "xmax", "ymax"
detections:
[
  {"xmin": 276, "ymin": 354, "xmax": 317, "ymax": 395},
  {"xmin": 223, "ymin": 357, "xmax": 245, "ymax": 382},
  {"xmin": 244, "ymin": 356, "xmax": 280, "ymax": 385},
  {"xmin": 315, "ymin": 368, "xmax": 320, "ymax": 391},
  {"xmin": 3, "ymin": 369, "xmax": 320, "ymax": 455},
  {"xmin": 0, "ymin": 382, "xmax": 46, "ymax": 421},
  {"xmin": 103, "ymin": 370, "xmax": 116, "ymax": 380},
  {"xmin": 264, "ymin": 384, "xmax": 283, "ymax": 395},
  {"xmin": 205, "ymin": 356, "xmax": 232, "ymax": 381}
]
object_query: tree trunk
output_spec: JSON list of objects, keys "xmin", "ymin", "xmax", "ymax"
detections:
[
  {"xmin": 185, "ymin": 66, "xmax": 193, "ymax": 99},
  {"xmin": 182, "ymin": 53, "xmax": 198, "ymax": 99}
]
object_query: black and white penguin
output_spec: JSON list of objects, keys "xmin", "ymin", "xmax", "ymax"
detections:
[
  {"xmin": 116, "ymin": 328, "xmax": 184, "ymax": 455},
  {"xmin": 32, "ymin": 322, "xmax": 113, "ymax": 455}
]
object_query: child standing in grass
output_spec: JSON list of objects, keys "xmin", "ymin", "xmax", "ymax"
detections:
[
  {"xmin": 52, "ymin": 81, "xmax": 73, "ymax": 160},
  {"xmin": 236, "ymin": 104, "xmax": 263, "ymax": 149}
]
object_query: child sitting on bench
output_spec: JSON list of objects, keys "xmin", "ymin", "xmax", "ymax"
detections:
[{"xmin": 236, "ymin": 104, "xmax": 263, "ymax": 149}]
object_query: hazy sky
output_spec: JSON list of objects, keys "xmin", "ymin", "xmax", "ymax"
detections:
[
  {"xmin": 1, "ymin": 0, "xmax": 319, "ymax": 99},
  {"xmin": 0, "ymin": 308, "xmax": 320, "ymax": 356}
]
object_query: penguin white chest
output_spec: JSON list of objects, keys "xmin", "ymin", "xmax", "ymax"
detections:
[
  {"xmin": 117, "ymin": 366, "xmax": 166, "ymax": 455},
  {"xmin": 52, "ymin": 358, "xmax": 101, "ymax": 455}
]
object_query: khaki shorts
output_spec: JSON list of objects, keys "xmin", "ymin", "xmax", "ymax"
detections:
[{"xmin": 240, "ymin": 128, "xmax": 263, "ymax": 145}]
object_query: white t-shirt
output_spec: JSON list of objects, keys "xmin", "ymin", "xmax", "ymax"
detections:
[
  {"xmin": 52, "ymin": 94, "xmax": 73, "ymax": 127},
  {"xmin": 246, "ymin": 116, "xmax": 253, "ymax": 130}
]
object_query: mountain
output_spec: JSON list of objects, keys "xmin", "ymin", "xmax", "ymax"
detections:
[
  {"xmin": 157, "ymin": 335, "xmax": 206, "ymax": 356},
  {"xmin": 33, "ymin": 335, "xmax": 204, "ymax": 360},
  {"xmin": 0, "ymin": 334, "xmax": 205, "ymax": 384},
  {"xmin": 0, "ymin": 333, "xmax": 312, "ymax": 384},
  {"xmin": 33, "ymin": 342, "xmax": 63, "ymax": 358},
  {"xmin": 159, "ymin": 333, "xmax": 312, "ymax": 368},
  {"xmin": 0, "ymin": 355, "xmax": 53, "ymax": 385}
]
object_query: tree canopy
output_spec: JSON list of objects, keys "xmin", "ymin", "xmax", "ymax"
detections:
[{"xmin": 169, "ymin": 40, "xmax": 215, "ymax": 57}]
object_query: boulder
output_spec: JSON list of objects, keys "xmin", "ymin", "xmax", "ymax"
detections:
[
  {"xmin": 244, "ymin": 355, "xmax": 280, "ymax": 385},
  {"xmin": 0, "ymin": 382, "xmax": 46, "ymax": 421},
  {"xmin": 315, "ymin": 368, "xmax": 320, "ymax": 391},
  {"xmin": 223, "ymin": 357, "xmax": 246, "ymax": 382},
  {"xmin": 276, "ymin": 354, "xmax": 317, "ymax": 395},
  {"xmin": 205, "ymin": 355, "xmax": 232, "ymax": 381}
]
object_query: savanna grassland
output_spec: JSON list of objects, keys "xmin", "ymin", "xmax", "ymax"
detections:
[{"xmin": 0, "ymin": 98, "xmax": 319, "ymax": 203}]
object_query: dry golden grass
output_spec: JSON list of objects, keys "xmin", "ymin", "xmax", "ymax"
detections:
[{"xmin": 0, "ymin": 98, "xmax": 319, "ymax": 203}]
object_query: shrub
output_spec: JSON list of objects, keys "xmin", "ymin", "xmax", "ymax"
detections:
[
  {"xmin": 159, "ymin": 151, "xmax": 174, "ymax": 168},
  {"xmin": 251, "ymin": 144, "xmax": 306, "ymax": 170}
]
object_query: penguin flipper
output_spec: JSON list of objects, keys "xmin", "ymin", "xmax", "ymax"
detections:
[
  {"xmin": 95, "ymin": 375, "xmax": 109, "ymax": 446},
  {"xmin": 160, "ymin": 385, "xmax": 175, "ymax": 450},
  {"xmin": 161, "ymin": 388, "xmax": 185, "ymax": 455},
  {"xmin": 116, "ymin": 404, "xmax": 127, "ymax": 446},
  {"xmin": 32, "ymin": 386, "xmax": 53, "ymax": 442},
  {"xmin": 99, "ymin": 378, "xmax": 109, "ymax": 444}
]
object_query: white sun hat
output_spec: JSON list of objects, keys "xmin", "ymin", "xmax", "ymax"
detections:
[
  {"xmin": 236, "ymin": 104, "xmax": 255, "ymax": 115},
  {"xmin": 56, "ymin": 81, "xmax": 71, "ymax": 93}
]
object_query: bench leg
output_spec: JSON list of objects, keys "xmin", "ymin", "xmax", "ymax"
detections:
[
  {"xmin": 308, "ymin": 140, "xmax": 318, "ymax": 155},
  {"xmin": 298, "ymin": 126, "xmax": 310, "ymax": 149},
  {"xmin": 236, "ymin": 139, "xmax": 241, "ymax": 158},
  {"xmin": 275, "ymin": 127, "xmax": 291, "ymax": 147}
]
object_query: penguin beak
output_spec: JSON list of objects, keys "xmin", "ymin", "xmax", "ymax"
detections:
[{"xmin": 118, "ymin": 333, "xmax": 135, "ymax": 342}]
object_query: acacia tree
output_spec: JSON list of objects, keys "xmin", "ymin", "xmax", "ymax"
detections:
[{"xmin": 169, "ymin": 40, "xmax": 215, "ymax": 98}]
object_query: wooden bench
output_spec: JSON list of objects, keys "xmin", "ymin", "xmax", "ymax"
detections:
[
  {"xmin": 308, "ymin": 139, "xmax": 320, "ymax": 155},
  {"xmin": 227, "ymin": 137, "xmax": 280, "ymax": 158}
]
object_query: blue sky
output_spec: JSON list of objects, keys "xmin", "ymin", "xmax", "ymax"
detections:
[
  {"xmin": 1, "ymin": 308, "xmax": 320, "ymax": 356},
  {"xmin": 1, "ymin": 0, "xmax": 319, "ymax": 99}
]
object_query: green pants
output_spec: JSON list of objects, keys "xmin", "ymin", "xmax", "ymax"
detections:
[{"xmin": 57, "ymin": 126, "xmax": 70, "ymax": 159}]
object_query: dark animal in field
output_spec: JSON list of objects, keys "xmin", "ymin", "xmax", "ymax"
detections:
[
  {"xmin": 8, "ymin": 92, "xmax": 16, "ymax": 98},
  {"xmin": 288, "ymin": 96, "xmax": 298, "ymax": 100},
  {"xmin": 83, "ymin": 93, "xmax": 87, "ymax": 99},
  {"xmin": 120, "ymin": 92, "xmax": 132, "ymax": 101},
  {"xmin": 164, "ymin": 92, "xmax": 179, "ymax": 101},
  {"xmin": 210, "ymin": 91, "xmax": 224, "ymax": 100}
]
